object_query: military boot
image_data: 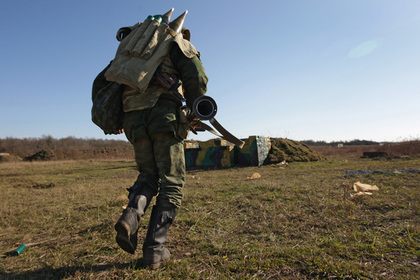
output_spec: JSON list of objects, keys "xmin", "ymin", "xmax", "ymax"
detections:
[
  {"xmin": 142, "ymin": 205, "xmax": 178, "ymax": 269},
  {"xmin": 115, "ymin": 184, "xmax": 155, "ymax": 254}
]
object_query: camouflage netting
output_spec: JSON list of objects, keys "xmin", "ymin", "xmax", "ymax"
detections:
[
  {"xmin": 23, "ymin": 150, "xmax": 54, "ymax": 161},
  {"xmin": 264, "ymin": 138, "xmax": 325, "ymax": 164}
]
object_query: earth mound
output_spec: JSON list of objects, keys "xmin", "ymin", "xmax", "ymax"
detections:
[
  {"xmin": 0, "ymin": 154, "xmax": 22, "ymax": 163},
  {"xmin": 264, "ymin": 138, "xmax": 325, "ymax": 164}
]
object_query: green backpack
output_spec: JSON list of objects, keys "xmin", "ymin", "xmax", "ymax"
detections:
[{"xmin": 91, "ymin": 62, "xmax": 124, "ymax": 135}]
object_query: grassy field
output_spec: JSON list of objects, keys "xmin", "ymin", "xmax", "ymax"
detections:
[{"xmin": 0, "ymin": 156, "xmax": 419, "ymax": 279}]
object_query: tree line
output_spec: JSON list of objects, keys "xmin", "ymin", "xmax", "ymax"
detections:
[
  {"xmin": 0, "ymin": 136, "xmax": 131, "ymax": 158},
  {"xmin": 301, "ymin": 139, "xmax": 381, "ymax": 146}
]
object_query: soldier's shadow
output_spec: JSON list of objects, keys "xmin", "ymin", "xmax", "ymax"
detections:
[{"xmin": 2, "ymin": 259, "xmax": 147, "ymax": 280}]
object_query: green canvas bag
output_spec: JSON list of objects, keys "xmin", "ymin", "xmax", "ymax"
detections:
[
  {"xmin": 91, "ymin": 62, "xmax": 124, "ymax": 135},
  {"xmin": 104, "ymin": 15, "xmax": 198, "ymax": 94}
]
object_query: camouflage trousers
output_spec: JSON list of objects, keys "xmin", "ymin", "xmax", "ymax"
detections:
[{"xmin": 123, "ymin": 100, "xmax": 185, "ymax": 208}]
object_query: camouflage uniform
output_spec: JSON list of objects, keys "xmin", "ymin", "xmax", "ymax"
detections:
[
  {"xmin": 115, "ymin": 35, "xmax": 208, "ymax": 268},
  {"xmin": 123, "ymin": 45, "xmax": 207, "ymax": 208}
]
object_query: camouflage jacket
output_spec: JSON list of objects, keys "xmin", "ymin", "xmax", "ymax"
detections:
[{"xmin": 122, "ymin": 44, "xmax": 208, "ymax": 112}]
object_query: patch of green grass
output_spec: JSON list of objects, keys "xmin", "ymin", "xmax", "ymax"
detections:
[{"xmin": 0, "ymin": 158, "xmax": 419, "ymax": 279}]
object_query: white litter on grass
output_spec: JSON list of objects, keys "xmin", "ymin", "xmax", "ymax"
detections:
[
  {"xmin": 351, "ymin": 182, "xmax": 379, "ymax": 199},
  {"xmin": 353, "ymin": 181, "xmax": 379, "ymax": 192}
]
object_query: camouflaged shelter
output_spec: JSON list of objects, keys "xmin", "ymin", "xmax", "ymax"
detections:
[
  {"xmin": 184, "ymin": 136, "xmax": 271, "ymax": 170},
  {"xmin": 184, "ymin": 136, "xmax": 324, "ymax": 169}
]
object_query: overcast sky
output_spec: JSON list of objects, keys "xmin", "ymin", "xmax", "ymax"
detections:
[{"xmin": 1, "ymin": 0, "xmax": 419, "ymax": 142}]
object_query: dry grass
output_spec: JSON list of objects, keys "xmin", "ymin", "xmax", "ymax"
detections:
[{"xmin": 1, "ymin": 156, "xmax": 419, "ymax": 279}]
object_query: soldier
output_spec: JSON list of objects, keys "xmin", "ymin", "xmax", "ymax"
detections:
[{"xmin": 109, "ymin": 9, "xmax": 208, "ymax": 269}]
